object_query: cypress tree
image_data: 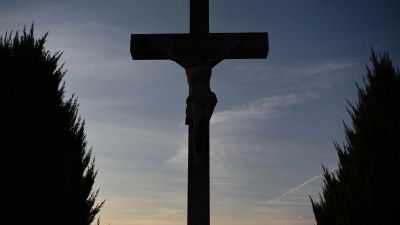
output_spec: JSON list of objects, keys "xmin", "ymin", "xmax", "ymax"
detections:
[
  {"xmin": 310, "ymin": 49, "xmax": 400, "ymax": 224},
  {"xmin": 0, "ymin": 23, "xmax": 105, "ymax": 225}
]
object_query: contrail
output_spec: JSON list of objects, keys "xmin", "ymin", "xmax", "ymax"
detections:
[{"xmin": 231, "ymin": 166, "xmax": 338, "ymax": 224}]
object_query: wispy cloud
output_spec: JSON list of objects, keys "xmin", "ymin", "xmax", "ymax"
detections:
[
  {"xmin": 279, "ymin": 61, "xmax": 353, "ymax": 79},
  {"xmin": 165, "ymin": 134, "xmax": 188, "ymax": 170},
  {"xmin": 167, "ymin": 89, "xmax": 319, "ymax": 167},
  {"xmin": 230, "ymin": 60, "xmax": 353, "ymax": 83},
  {"xmin": 166, "ymin": 89, "xmax": 321, "ymax": 195},
  {"xmin": 43, "ymin": 21, "xmax": 131, "ymax": 73},
  {"xmin": 211, "ymin": 90, "xmax": 318, "ymax": 127}
]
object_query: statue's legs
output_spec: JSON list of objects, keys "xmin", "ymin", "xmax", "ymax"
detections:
[
  {"xmin": 200, "ymin": 104, "xmax": 214, "ymax": 163},
  {"xmin": 191, "ymin": 102, "xmax": 203, "ymax": 167},
  {"xmin": 191, "ymin": 102, "xmax": 215, "ymax": 168}
]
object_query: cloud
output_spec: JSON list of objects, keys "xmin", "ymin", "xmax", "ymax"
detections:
[
  {"xmin": 165, "ymin": 89, "xmax": 321, "ymax": 195},
  {"xmin": 166, "ymin": 89, "xmax": 319, "ymax": 166},
  {"xmin": 211, "ymin": 90, "xmax": 318, "ymax": 127},
  {"xmin": 280, "ymin": 61, "xmax": 353, "ymax": 79},
  {"xmin": 229, "ymin": 60, "xmax": 353, "ymax": 83},
  {"xmin": 165, "ymin": 134, "xmax": 188, "ymax": 170},
  {"xmin": 43, "ymin": 21, "xmax": 131, "ymax": 73}
]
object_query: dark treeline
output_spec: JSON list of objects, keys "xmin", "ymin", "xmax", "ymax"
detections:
[
  {"xmin": 310, "ymin": 49, "xmax": 400, "ymax": 224},
  {"xmin": 0, "ymin": 24, "xmax": 105, "ymax": 225}
]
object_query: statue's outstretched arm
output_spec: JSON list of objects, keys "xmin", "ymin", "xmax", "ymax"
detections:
[
  {"xmin": 209, "ymin": 36, "xmax": 244, "ymax": 68},
  {"xmin": 156, "ymin": 40, "xmax": 187, "ymax": 69}
]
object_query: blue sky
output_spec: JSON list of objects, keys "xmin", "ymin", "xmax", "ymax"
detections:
[{"xmin": 1, "ymin": 0, "xmax": 400, "ymax": 224}]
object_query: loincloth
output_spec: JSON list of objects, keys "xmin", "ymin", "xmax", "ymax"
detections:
[
  {"xmin": 194, "ymin": 92, "xmax": 217, "ymax": 106},
  {"xmin": 185, "ymin": 92, "xmax": 217, "ymax": 124}
]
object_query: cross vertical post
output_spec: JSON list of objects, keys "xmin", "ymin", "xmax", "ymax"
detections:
[
  {"xmin": 188, "ymin": 1, "xmax": 210, "ymax": 225},
  {"xmin": 190, "ymin": 0, "xmax": 209, "ymax": 34}
]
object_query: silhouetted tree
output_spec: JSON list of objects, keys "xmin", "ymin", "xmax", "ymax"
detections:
[
  {"xmin": 310, "ymin": 49, "xmax": 400, "ymax": 225},
  {"xmin": 0, "ymin": 23, "xmax": 105, "ymax": 225}
]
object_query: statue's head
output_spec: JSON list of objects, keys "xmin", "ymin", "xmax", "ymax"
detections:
[{"xmin": 184, "ymin": 52, "xmax": 202, "ymax": 67}]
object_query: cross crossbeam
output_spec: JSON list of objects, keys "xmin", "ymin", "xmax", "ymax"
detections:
[{"xmin": 131, "ymin": 32, "xmax": 268, "ymax": 60}]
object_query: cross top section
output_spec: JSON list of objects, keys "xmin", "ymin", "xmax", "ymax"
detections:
[
  {"xmin": 190, "ymin": 0, "xmax": 209, "ymax": 34},
  {"xmin": 130, "ymin": 0, "xmax": 268, "ymax": 60}
]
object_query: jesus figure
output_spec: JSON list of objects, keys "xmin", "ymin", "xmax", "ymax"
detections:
[{"xmin": 157, "ymin": 36, "xmax": 244, "ymax": 168}]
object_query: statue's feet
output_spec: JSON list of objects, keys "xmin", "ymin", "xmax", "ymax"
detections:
[{"xmin": 194, "ymin": 156, "xmax": 206, "ymax": 169}]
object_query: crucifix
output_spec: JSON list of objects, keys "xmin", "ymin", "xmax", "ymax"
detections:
[{"xmin": 130, "ymin": 1, "xmax": 268, "ymax": 224}]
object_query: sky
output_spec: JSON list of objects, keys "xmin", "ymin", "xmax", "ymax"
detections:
[{"xmin": 1, "ymin": 0, "xmax": 400, "ymax": 224}]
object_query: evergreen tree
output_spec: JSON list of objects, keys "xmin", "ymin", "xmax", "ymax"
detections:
[
  {"xmin": 310, "ymin": 49, "xmax": 400, "ymax": 225},
  {"xmin": 0, "ymin": 23, "xmax": 105, "ymax": 225}
]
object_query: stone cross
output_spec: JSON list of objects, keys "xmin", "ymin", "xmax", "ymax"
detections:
[{"xmin": 130, "ymin": 1, "xmax": 268, "ymax": 225}]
